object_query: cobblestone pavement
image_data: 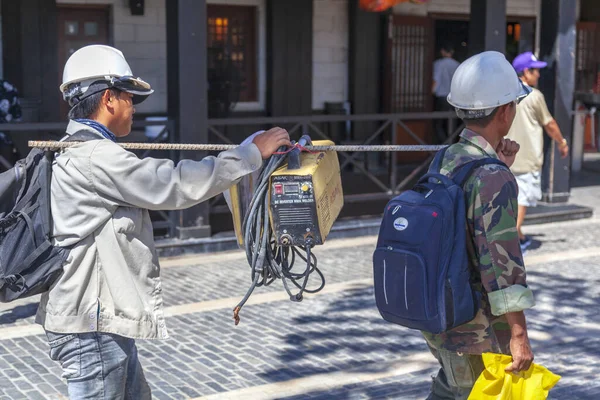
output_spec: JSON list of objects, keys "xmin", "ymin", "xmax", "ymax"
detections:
[{"xmin": 1, "ymin": 185, "xmax": 599, "ymax": 399}]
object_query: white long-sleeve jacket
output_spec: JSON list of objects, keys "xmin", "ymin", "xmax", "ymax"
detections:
[{"xmin": 35, "ymin": 120, "xmax": 262, "ymax": 339}]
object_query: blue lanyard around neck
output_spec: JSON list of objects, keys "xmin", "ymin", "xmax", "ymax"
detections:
[{"xmin": 74, "ymin": 119, "xmax": 117, "ymax": 142}]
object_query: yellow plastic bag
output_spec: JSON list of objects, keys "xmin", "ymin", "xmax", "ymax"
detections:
[{"xmin": 468, "ymin": 353, "xmax": 561, "ymax": 400}]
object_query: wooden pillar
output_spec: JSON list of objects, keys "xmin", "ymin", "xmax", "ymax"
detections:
[
  {"xmin": 468, "ymin": 0, "xmax": 507, "ymax": 55},
  {"xmin": 348, "ymin": 1, "xmax": 385, "ymax": 142},
  {"xmin": 166, "ymin": 0, "xmax": 211, "ymax": 238},
  {"xmin": 266, "ymin": 0, "xmax": 313, "ymax": 116},
  {"xmin": 1, "ymin": 0, "xmax": 59, "ymax": 123},
  {"xmin": 538, "ymin": 0, "xmax": 577, "ymax": 203}
]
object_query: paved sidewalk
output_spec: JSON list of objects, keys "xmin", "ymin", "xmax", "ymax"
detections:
[{"xmin": 0, "ymin": 177, "xmax": 599, "ymax": 398}]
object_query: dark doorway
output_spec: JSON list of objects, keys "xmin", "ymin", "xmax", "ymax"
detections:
[
  {"xmin": 434, "ymin": 19, "xmax": 469, "ymax": 63},
  {"xmin": 57, "ymin": 6, "xmax": 110, "ymax": 119},
  {"xmin": 433, "ymin": 18, "xmax": 535, "ymax": 63}
]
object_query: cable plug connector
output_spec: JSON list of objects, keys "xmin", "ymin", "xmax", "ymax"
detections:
[
  {"xmin": 233, "ymin": 306, "xmax": 241, "ymax": 326},
  {"xmin": 291, "ymin": 293, "xmax": 303, "ymax": 302},
  {"xmin": 305, "ymin": 237, "xmax": 315, "ymax": 248}
]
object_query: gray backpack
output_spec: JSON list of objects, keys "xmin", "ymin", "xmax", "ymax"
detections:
[{"xmin": 0, "ymin": 131, "xmax": 99, "ymax": 301}]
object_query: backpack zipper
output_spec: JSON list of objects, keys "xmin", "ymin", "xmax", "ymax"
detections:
[
  {"xmin": 383, "ymin": 258, "xmax": 389, "ymax": 305},
  {"xmin": 404, "ymin": 253, "xmax": 408, "ymax": 310}
]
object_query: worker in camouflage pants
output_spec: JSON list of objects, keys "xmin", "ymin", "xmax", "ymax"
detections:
[{"xmin": 423, "ymin": 51, "xmax": 536, "ymax": 399}]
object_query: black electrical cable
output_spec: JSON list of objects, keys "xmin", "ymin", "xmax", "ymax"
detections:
[{"xmin": 232, "ymin": 146, "xmax": 326, "ymax": 325}]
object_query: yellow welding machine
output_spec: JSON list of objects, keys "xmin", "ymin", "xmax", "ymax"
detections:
[{"xmin": 229, "ymin": 140, "xmax": 344, "ymax": 247}]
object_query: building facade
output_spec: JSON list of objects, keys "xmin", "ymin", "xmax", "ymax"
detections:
[
  {"xmin": 0, "ymin": 0, "xmax": 591, "ymax": 237},
  {"xmin": 1, "ymin": 0, "xmax": 575, "ymax": 118}
]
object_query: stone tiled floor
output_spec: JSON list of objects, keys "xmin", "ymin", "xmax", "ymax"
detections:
[{"xmin": 0, "ymin": 183, "xmax": 599, "ymax": 399}]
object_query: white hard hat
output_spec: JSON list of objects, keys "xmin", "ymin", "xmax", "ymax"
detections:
[
  {"xmin": 447, "ymin": 51, "xmax": 531, "ymax": 119},
  {"xmin": 60, "ymin": 45, "xmax": 153, "ymax": 106}
]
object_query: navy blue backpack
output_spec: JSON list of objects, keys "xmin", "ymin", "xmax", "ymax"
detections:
[{"xmin": 373, "ymin": 148, "xmax": 506, "ymax": 334}]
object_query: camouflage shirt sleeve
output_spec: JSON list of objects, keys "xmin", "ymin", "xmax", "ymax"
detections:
[{"xmin": 471, "ymin": 165, "xmax": 535, "ymax": 316}]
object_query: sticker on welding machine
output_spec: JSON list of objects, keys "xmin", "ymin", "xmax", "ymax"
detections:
[{"xmin": 393, "ymin": 217, "xmax": 408, "ymax": 231}]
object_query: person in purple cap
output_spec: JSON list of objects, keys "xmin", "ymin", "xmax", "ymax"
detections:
[{"xmin": 506, "ymin": 51, "xmax": 569, "ymax": 254}]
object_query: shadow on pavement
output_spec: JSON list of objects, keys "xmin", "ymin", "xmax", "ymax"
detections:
[
  {"xmin": 0, "ymin": 302, "xmax": 38, "ymax": 325},
  {"xmin": 257, "ymin": 285, "xmax": 435, "ymax": 395},
  {"xmin": 275, "ymin": 378, "xmax": 434, "ymax": 400},
  {"xmin": 262, "ymin": 259, "xmax": 600, "ymax": 399}
]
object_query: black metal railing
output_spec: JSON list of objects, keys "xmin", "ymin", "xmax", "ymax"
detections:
[
  {"xmin": 1, "ymin": 111, "xmax": 463, "ymax": 237},
  {"xmin": 206, "ymin": 111, "xmax": 464, "ymax": 214}
]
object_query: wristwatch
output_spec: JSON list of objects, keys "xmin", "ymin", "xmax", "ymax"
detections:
[{"xmin": 559, "ymin": 138, "xmax": 568, "ymax": 148}]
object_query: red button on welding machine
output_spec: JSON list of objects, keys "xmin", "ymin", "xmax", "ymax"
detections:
[{"xmin": 274, "ymin": 183, "xmax": 284, "ymax": 195}]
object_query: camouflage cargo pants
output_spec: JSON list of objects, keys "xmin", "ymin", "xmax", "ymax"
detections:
[{"xmin": 426, "ymin": 345, "xmax": 485, "ymax": 400}]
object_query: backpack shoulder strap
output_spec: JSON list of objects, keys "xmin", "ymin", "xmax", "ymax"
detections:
[
  {"xmin": 64, "ymin": 129, "xmax": 103, "ymax": 143},
  {"xmin": 427, "ymin": 146, "xmax": 450, "ymax": 174},
  {"xmin": 452, "ymin": 158, "xmax": 508, "ymax": 187}
]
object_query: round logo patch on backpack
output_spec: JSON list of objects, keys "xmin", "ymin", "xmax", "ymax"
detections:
[{"xmin": 393, "ymin": 217, "xmax": 408, "ymax": 231}]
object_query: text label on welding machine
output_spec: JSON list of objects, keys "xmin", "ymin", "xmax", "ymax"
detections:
[{"xmin": 274, "ymin": 199, "xmax": 314, "ymax": 204}]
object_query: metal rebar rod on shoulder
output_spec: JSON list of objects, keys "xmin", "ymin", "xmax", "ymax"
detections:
[{"xmin": 28, "ymin": 141, "xmax": 448, "ymax": 152}]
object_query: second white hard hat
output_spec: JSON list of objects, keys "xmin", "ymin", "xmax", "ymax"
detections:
[
  {"xmin": 60, "ymin": 45, "xmax": 153, "ymax": 106},
  {"xmin": 447, "ymin": 51, "xmax": 531, "ymax": 119}
]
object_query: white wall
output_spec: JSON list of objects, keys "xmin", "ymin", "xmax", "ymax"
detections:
[
  {"xmin": 57, "ymin": 0, "xmax": 167, "ymax": 114},
  {"xmin": 68, "ymin": 0, "xmax": 345, "ymax": 113},
  {"xmin": 312, "ymin": 0, "xmax": 348, "ymax": 110},
  {"xmin": 392, "ymin": 0, "xmax": 540, "ymax": 63},
  {"xmin": 392, "ymin": 0, "xmax": 581, "ymax": 59},
  {"xmin": 5, "ymin": 0, "xmax": 581, "ymax": 115},
  {"xmin": 393, "ymin": 0, "xmax": 537, "ymax": 16}
]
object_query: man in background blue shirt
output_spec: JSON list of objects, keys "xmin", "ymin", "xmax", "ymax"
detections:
[{"xmin": 432, "ymin": 43, "xmax": 460, "ymax": 144}]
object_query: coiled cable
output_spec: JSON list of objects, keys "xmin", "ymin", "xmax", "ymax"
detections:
[{"xmin": 232, "ymin": 145, "xmax": 325, "ymax": 325}]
